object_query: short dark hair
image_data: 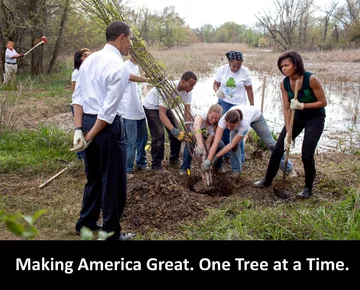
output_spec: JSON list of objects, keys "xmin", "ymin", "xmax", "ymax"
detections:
[
  {"xmin": 225, "ymin": 109, "xmax": 243, "ymax": 124},
  {"xmin": 277, "ymin": 50, "xmax": 305, "ymax": 76},
  {"xmin": 106, "ymin": 20, "xmax": 131, "ymax": 42},
  {"xmin": 181, "ymin": 71, "xmax": 197, "ymax": 82}
]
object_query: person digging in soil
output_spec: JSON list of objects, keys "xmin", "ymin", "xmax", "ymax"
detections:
[
  {"xmin": 143, "ymin": 71, "xmax": 197, "ymax": 171},
  {"xmin": 254, "ymin": 50, "xmax": 327, "ymax": 198},
  {"xmin": 202, "ymin": 104, "xmax": 295, "ymax": 176},
  {"xmin": 180, "ymin": 104, "xmax": 225, "ymax": 175}
]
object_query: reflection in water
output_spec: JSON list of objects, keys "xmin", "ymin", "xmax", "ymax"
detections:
[{"xmin": 191, "ymin": 72, "xmax": 360, "ymax": 153}]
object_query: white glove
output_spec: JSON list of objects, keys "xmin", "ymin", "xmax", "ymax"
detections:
[
  {"xmin": 194, "ymin": 145, "xmax": 206, "ymax": 156},
  {"xmin": 72, "ymin": 129, "xmax": 84, "ymax": 148},
  {"xmin": 215, "ymin": 89, "xmax": 225, "ymax": 99},
  {"xmin": 71, "ymin": 130, "xmax": 92, "ymax": 152},
  {"xmin": 290, "ymin": 99, "xmax": 304, "ymax": 110},
  {"xmin": 284, "ymin": 133, "xmax": 291, "ymax": 151}
]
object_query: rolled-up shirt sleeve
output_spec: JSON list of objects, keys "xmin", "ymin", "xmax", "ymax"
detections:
[{"xmin": 98, "ymin": 65, "xmax": 130, "ymax": 124}]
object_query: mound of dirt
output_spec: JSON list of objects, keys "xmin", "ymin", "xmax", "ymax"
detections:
[{"xmin": 122, "ymin": 167, "xmax": 229, "ymax": 234}]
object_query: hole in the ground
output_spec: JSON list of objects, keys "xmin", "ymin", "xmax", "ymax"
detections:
[{"xmin": 187, "ymin": 175, "xmax": 233, "ymax": 196}]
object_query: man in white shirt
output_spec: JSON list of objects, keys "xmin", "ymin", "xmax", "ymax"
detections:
[
  {"xmin": 3, "ymin": 41, "xmax": 24, "ymax": 87},
  {"xmin": 71, "ymin": 20, "xmax": 134, "ymax": 241},
  {"xmin": 143, "ymin": 71, "xmax": 197, "ymax": 170},
  {"xmin": 122, "ymin": 56, "xmax": 149, "ymax": 178}
]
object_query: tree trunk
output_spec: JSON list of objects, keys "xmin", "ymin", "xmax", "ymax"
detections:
[
  {"xmin": 29, "ymin": 0, "xmax": 47, "ymax": 75},
  {"xmin": 47, "ymin": 0, "xmax": 70, "ymax": 73}
]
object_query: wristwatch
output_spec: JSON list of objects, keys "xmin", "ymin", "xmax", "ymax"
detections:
[{"xmin": 75, "ymin": 127, "xmax": 83, "ymax": 131}]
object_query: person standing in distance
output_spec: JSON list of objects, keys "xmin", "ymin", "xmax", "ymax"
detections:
[
  {"xmin": 4, "ymin": 41, "xmax": 24, "ymax": 87},
  {"xmin": 71, "ymin": 20, "xmax": 134, "ymax": 240}
]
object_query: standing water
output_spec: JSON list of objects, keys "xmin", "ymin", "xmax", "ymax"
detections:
[{"xmin": 191, "ymin": 72, "xmax": 360, "ymax": 153}]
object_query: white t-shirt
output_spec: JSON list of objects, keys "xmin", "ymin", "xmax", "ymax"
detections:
[
  {"xmin": 121, "ymin": 60, "xmax": 146, "ymax": 120},
  {"xmin": 218, "ymin": 104, "xmax": 261, "ymax": 137},
  {"xmin": 215, "ymin": 64, "xmax": 252, "ymax": 105},
  {"xmin": 72, "ymin": 44, "xmax": 130, "ymax": 124},
  {"xmin": 71, "ymin": 69, "xmax": 79, "ymax": 82},
  {"xmin": 196, "ymin": 109, "xmax": 215, "ymax": 136},
  {"xmin": 5, "ymin": 48, "xmax": 18, "ymax": 64},
  {"xmin": 143, "ymin": 80, "xmax": 192, "ymax": 110}
]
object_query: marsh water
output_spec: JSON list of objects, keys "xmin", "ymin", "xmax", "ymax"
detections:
[{"xmin": 191, "ymin": 72, "xmax": 360, "ymax": 153}]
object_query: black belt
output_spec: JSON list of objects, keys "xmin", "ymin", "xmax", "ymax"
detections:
[
  {"xmin": 84, "ymin": 113, "xmax": 122, "ymax": 119},
  {"xmin": 6, "ymin": 62, "xmax": 16, "ymax": 65}
]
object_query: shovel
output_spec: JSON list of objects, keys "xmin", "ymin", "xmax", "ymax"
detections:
[
  {"xmin": 282, "ymin": 79, "xmax": 300, "ymax": 180},
  {"xmin": 272, "ymin": 79, "xmax": 300, "ymax": 200}
]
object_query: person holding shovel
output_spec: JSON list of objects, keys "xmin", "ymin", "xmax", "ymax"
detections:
[
  {"xmin": 3, "ymin": 41, "xmax": 24, "ymax": 87},
  {"xmin": 179, "ymin": 104, "xmax": 225, "ymax": 175},
  {"xmin": 201, "ymin": 104, "xmax": 294, "ymax": 175},
  {"xmin": 254, "ymin": 50, "xmax": 327, "ymax": 198}
]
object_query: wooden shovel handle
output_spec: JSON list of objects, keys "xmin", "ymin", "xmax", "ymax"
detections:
[{"xmin": 283, "ymin": 79, "xmax": 300, "ymax": 179}]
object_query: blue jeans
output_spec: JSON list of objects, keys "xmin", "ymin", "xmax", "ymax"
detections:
[
  {"xmin": 123, "ymin": 118, "xmax": 148, "ymax": 173},
  {"xmin": 181, "ymin": 140, "xmax": 225, "ymax": 170},
  {"xmin": 218, "ymin": 99, "xmax": 245, "ymax": 163},
  {"xmin": 230, "ymin": 114, "xmax": 293, "ymax": 173}
]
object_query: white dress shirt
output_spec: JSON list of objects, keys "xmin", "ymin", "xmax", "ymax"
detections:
[
  {"xmin": 121, "ymin": 60, "xmax": 146, "ymax": 120},
  {"xmin": 72, "ymin": 44, "xmax": 130, "ymax": 124}
]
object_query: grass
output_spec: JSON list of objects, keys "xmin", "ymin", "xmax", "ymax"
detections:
[
  {"xmin": 148, "ymin": 43, "xmax": 255, "ymax": 78},
  {"xmin": 0, "ymin": 125, "xmax": 74, "ymax": 174},
  {"xmin": 175, "ymin": 189, "xmax": 360, "ymax": 240}
]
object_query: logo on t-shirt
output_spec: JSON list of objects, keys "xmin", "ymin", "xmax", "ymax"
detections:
[{"xmin": 226, "ymin": 77, "xmax": 236, "ymax": 98}]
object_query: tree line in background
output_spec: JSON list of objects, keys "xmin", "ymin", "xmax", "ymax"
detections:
[{"xmin": 0, "ymin": 0, "xmax": 359, "ymax": 76}]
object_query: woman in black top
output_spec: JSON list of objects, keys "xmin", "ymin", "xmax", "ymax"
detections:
[{"xmin": 254, "ymin": 50, "xmax": 327, "ymax": 198}]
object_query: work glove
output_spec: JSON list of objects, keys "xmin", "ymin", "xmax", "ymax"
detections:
[
  {"xmin": 201, "ymin": 159, "xmax": 212, "ymax": 171},
  {"xmin": 215, "ymin": 89, "xmax": 225, "ymax": 99},
  {"xmin": 70, "ymin": 129, "xmax": 92, "ymax": 153},
  {"xmin": 171, "ymin": 127, "xmax": 185, "ymax": 141},
  {"xmin": 284, "ymin": 133, "xmax": 291, "ymax": 151},
  {"xmin": 201, "ymin": 155, "xmax": 218, "ymax": 171},
  {"xmin": 290, "ymin": 99, "xmax": 304, "ymax": 110},
  {"xmin": 194, "ymin": 145, "xmax": 206, "ymax": 157}
]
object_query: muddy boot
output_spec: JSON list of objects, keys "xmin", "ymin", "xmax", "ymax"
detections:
[
  {"xmin": 297, "ymin": 187, "xmax": 312, "ymax": 198},
  {"xmin": 254, "ymin": 178, "xmax": 271, "ymax": 188}
]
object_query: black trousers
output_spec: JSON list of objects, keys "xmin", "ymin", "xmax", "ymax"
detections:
[
  {"xmin": 75, "ymin": 114, "xmax": 127, "ymax": 240},
  {"xmin": 265, "ymin": 112, "xmax": 325, "ymax": 188},
  {"xmin": 144, "ymin": 107, "xmax": 181, "ymax": 168}
]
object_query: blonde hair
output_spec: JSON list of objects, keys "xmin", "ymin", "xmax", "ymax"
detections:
[{"xmin": 207, "ymin": 104, "xmax": 223, "ymax": 132}]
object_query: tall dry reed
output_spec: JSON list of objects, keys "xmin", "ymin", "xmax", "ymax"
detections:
[{"xmin": 148, "ymin": 43, "xmax": 256, "ymax": 78}]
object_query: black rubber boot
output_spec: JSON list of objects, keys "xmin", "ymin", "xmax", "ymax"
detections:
[
  {"xmin": 254, "ymin": 178, "xmax": 271, "ymax": 188},
  {"xmin": 297, "ymin": 187, "xmax": 313, "ymax": 198}
]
